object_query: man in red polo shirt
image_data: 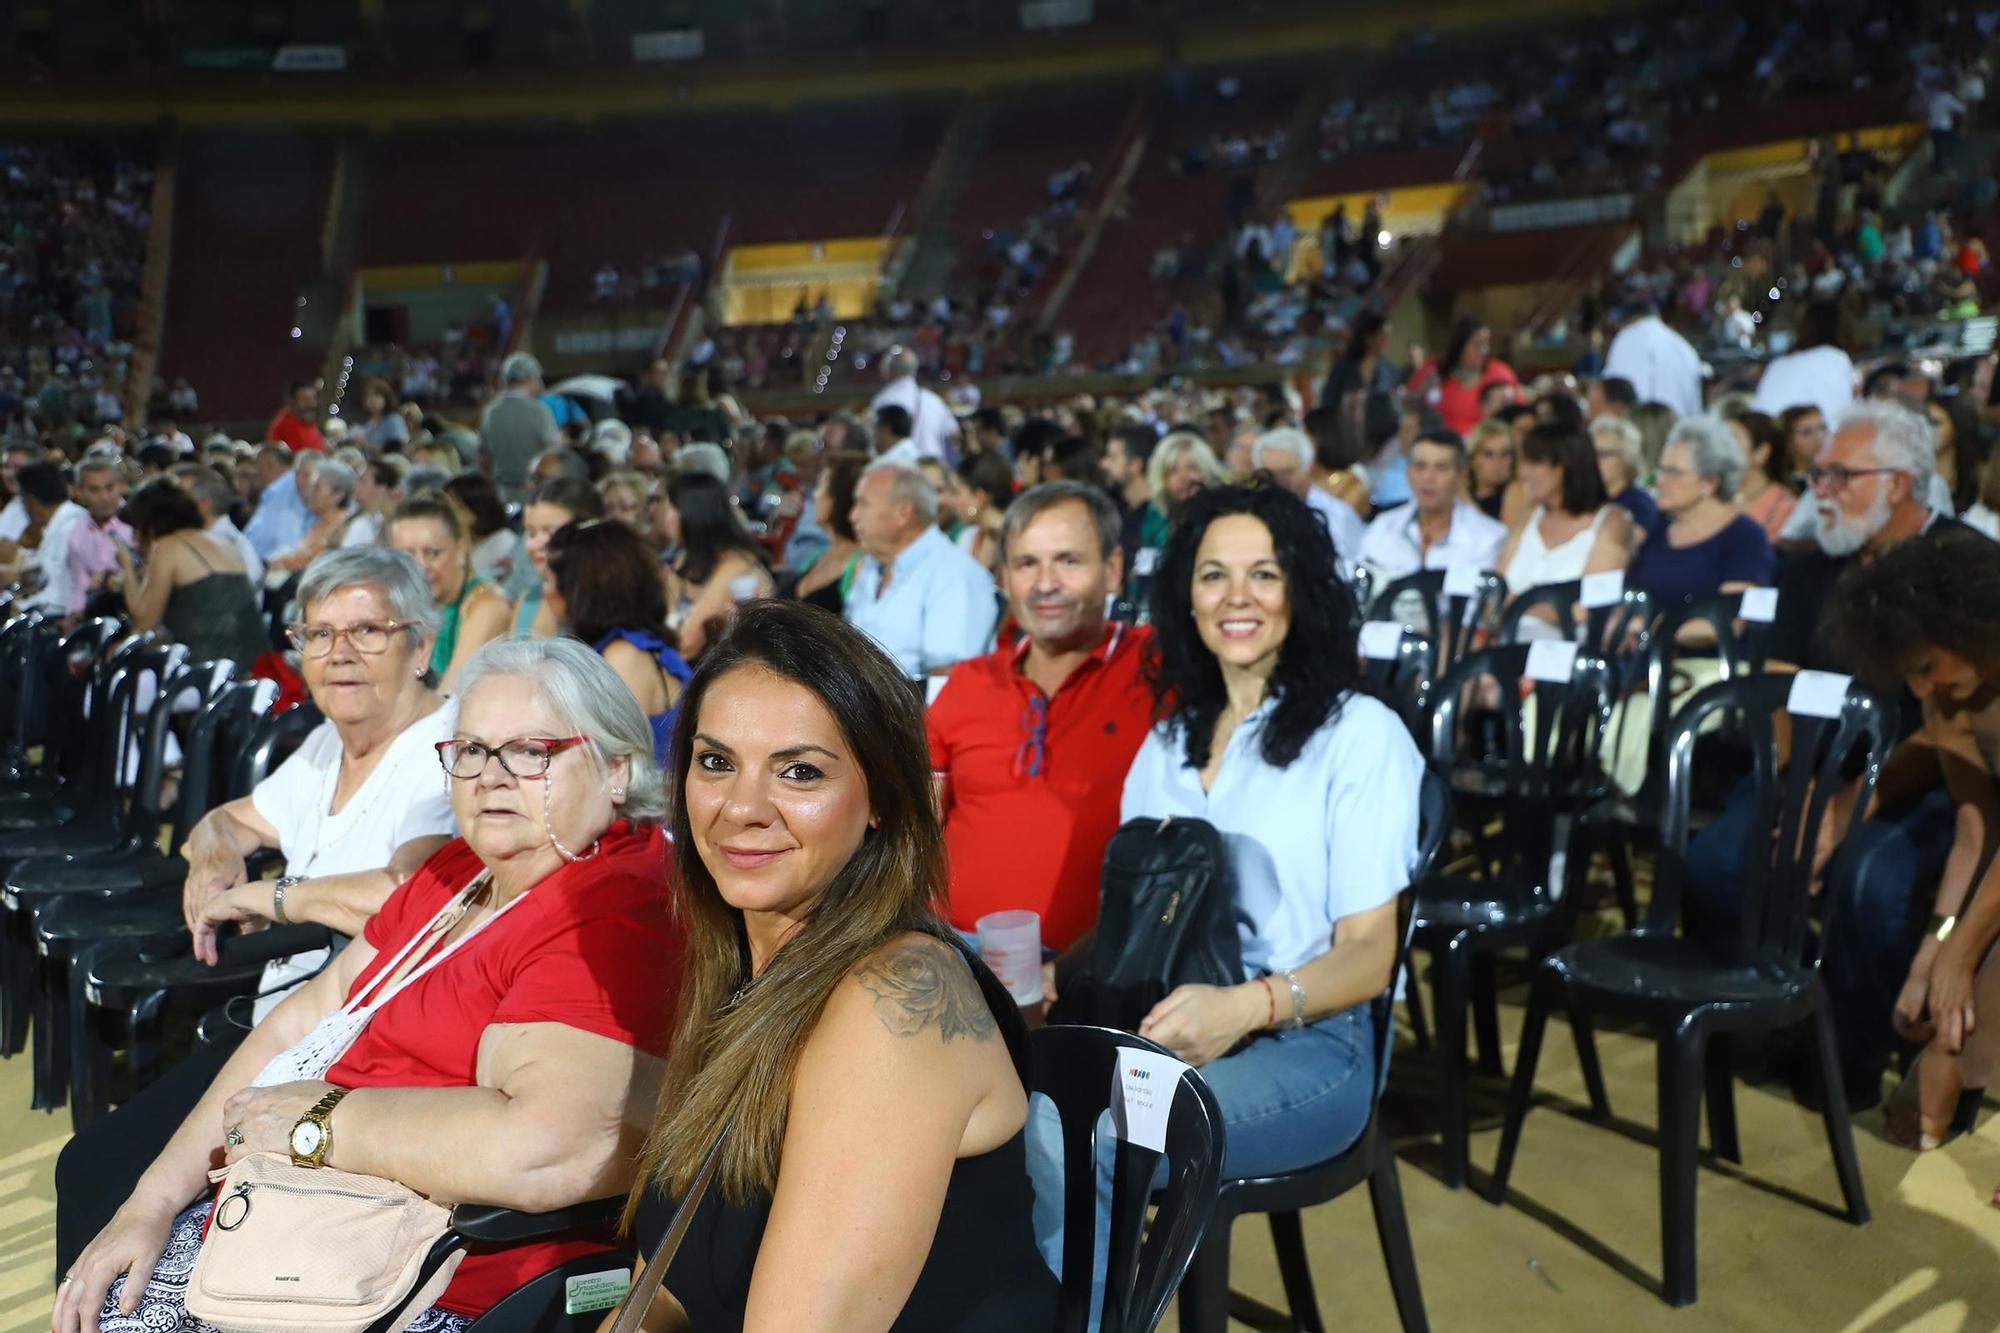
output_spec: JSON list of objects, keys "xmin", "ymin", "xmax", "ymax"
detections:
[
  {"xmin": 265, "ymin": 378, "xmax": 326, "ymax": 453},
  {"xmin": 928, "ymin": 480, "xmax": 1155, "ymax": 952}
]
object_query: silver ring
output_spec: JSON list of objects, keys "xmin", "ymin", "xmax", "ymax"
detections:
[
  {"xmin": 224, "ymin": 1126, "xmax": 244, "ymax": 1147},
  {"xmin": 59, "ymin": 1274, "xmax": 73, "ymax": 1285}
]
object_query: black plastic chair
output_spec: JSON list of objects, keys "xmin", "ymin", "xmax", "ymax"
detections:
[
  {"xmin": 1366, "ymin": 568, "xmax": 1505, "ymax": 683},
  {"xmin": 1408, "ymin": 642, "xmax": 1615, "ymax": 1189},
  {"xmin": 0, "ymin": 611, "xmax": 48, "ymax": 784},
  {"xmin": 0, "ymin": 616, "xmax": 115, "ymax": 804},
  {"xmin": 69, "ymin": 701, "xmax": 325, "ymax": 1123},
  {"xmin": 1569, "ymin": 590, "xmax": 1774, "ymax": 930},
  {"xmin": 0, "ymin": 619, "xmax": 134, "ymax": 823},
  {"xmin": 0, "ymin": 636, "xmax": 175, "ymax": 1054},
  {"xmin": 1485, "ymin": 672, "xmax": 1882, "ymax": 1306},
  {"xmin": 1032, "ymin": 1024, "xmax": 1224, "ymax": 1333},
  {"xmin": 1359, "ymin": 625, "xmax": 1436, "ymax": 743},
  {"xmin": 1176, "ymin": 768, "xmax": 1448, "ymax": 1333},
  {"xmin": 1498, "ymin": 580, "xmax": 1653, "ymax": 659},
  {"xmin": 20, "ymin": 670, "xmax": 259, "ymax": 1111},
  {"xmin": 365, "ymin": 1199, "xmax": 630, "ymax": 1333}
]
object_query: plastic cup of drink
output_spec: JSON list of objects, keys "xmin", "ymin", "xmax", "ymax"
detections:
[{"xmin": 975, "ymin": 910, "xmax": 1043, "ymax": 1007}]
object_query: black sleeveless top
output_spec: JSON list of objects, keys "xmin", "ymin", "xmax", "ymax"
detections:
[{"xmin": 632, "ymin": 937, "xmax": 1060, "ymax": 1331}]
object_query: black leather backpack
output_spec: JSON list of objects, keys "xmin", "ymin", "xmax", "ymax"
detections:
[{"xmin": 1048, "ymin": 814, "xmax": 1244, "ymax": 1033}]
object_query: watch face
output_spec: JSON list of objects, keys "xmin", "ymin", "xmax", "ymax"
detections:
[{"xmin": 291, "ymin": 1121, "xmax": 324, "ymax": 1157}]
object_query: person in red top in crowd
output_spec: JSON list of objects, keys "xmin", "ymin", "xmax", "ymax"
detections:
[
  {"xmin": 265, "ymin": 378, "xmax": 327, "ymax": 453},
  {"xmin": 928, "ymin": 481, "xmax": 1154, "ymax": 956},
  {"xmin": 55, "ymin": 637, "xmax": 680, "ymax": 1333},
  {"xmin": 1410, "ymin": 318, "xmax": 1520, "ymax": 437}
]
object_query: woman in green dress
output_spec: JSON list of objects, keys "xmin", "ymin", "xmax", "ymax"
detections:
[
  {"xmin": 386, "ymin": 492, "xmax": 510, "ymax": 692},
  {"xmin": 115, "ymin": 478, "xmax": 269, "ymax": 669}
]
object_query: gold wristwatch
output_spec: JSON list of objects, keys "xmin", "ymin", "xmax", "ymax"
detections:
[{"xmin": 289, "ymin": 1086, "xmax": 350, "ymax": 1168}]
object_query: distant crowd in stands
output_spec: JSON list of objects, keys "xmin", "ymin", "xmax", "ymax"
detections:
[{"xmin": 0, "ymin": 144, "xmax": 156, "ymax": 439}]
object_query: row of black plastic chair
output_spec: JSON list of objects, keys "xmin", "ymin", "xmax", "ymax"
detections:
[
  {"xmin": 1356, "ymin": 578, "xmax": 1868, "ymax": 1308},
  {"xmin": 0, "ymin": 612, "xmax": 325, "ymax": 1126}
]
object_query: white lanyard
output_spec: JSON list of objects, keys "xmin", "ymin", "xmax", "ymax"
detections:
[{"xmin": 250, "ymin": 872, "xmax": 526, "ymax": 1088}]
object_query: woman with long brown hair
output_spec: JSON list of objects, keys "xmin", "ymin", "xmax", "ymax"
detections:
[
  {"xmin": 387, "ymin": 492, "xmax": 511, "ymax": 693},
  {"xmin": 620, "ymin": 600, "xmax": 1057, "ymax": 1331}
]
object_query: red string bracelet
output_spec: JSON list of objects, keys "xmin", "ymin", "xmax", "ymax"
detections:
[{"xmin": 1258, "ymin": 975, "xmax": 1277, "ymax": 1029}]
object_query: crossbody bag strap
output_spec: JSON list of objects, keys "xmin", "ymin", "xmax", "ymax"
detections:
[
  {"xmin": 609, "ymin": 1117, "xmax": 733, "ymax": 1333},
  {"xmin": 344, "ymin": 874, "xmax": 517, "ymax": 1016}
]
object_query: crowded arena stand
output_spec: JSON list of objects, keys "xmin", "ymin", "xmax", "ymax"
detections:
[{"xmin": 9, "ymin": 0, "xmax": 2000, "ymax": 1329}]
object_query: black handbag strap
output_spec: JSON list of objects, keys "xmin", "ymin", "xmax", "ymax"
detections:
[{"xmin": 610, "ymin": 1116, "xmax": 732, "ymax": 1333}]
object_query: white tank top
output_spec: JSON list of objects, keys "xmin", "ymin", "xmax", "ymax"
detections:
[{"xmin": 1504, "ymin": 505, "xmax": 1612, "ymax": 593}]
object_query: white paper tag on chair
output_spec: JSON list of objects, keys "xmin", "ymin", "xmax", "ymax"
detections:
[
  {"xmin": 925, "ymin": 675, "xmax": 950, "ymax": 706},
  {"xmin": 1787, "ymin": 670, "xmax": 1852, "ymax": 719},
  {"xmin": 1110, "ymin": 1047, "xmax": 1192, "ymax": 1152},
  {"xmin": 1526, "ymin": 639, "xmax": 1579, "ymax": 684},
  {"xmin": 1443, "ymin": 564, "xmax": 1480, "ymax": 597},
  {"xmin": 1133, "ymin": 548, "xmax": 1161, "ymax": 577},
  {"xmin": 1580, "ymin": 569, "xmax": 1625, "ymax": 608},
  {"xmin": 1359, "ymin": 620, "xmax": 1404, "ymax": 661},
  {"xmin": 1739, "ymin": 586, "xmax": 1779, "ymax": 623}
]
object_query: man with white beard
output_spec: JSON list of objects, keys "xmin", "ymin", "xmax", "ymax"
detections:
[{"xmin": 1765, "ymin": 402, "xmax": 1973, "ymax": 672}]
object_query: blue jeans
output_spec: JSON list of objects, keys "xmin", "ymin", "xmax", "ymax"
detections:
[
  {"xmin": 1026, "ymin": 1004, "xmax": 1377, "ymax": 1326},
  {"xmin": 1685, "ymin": 779, "xmax": 1954, "ymax": 1088}
]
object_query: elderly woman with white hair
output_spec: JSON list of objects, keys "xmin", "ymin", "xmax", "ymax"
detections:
[
  {"xmin": 55, "ymin": 635, "xmax": 679, "ymax": 1333},
  {"xmin": 1250, "ymin": 425, "xmax": 1364, "ymax": 562},
  {"xmin": 53, "ymin": 547, "xmax": 463, "ymax": 1295},
  {"xmin": 1590, "ymin": 413, "xmax": 1662, "ymax": 539},
  {"xmin": 267, "ymin": 458, "xmax": 361, "ymax": 574},
  {"xmin": 1629, "ymin": 414, "xmax": 1775, "ymax": 609}
]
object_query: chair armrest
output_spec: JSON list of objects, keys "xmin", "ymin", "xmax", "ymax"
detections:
[
  {"xmin": 244, "ymin": 850, "xmax": 286, "ymax": 879},
  {"xmin": 211, "ymin": 923, "xmax": 336, "ymax": 968},
  {"xmin": 451, "ymin": 1197, "xmax": 623, "ymax": 1244},
  {"xmin": 134, "ymin": 930, "xmax": 192, "ymax": 964}
]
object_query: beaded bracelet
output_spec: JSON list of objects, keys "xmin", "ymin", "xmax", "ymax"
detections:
[{"xmin": 1279, "ymin": 969, "xmax": 1308, "ymax": 1030}]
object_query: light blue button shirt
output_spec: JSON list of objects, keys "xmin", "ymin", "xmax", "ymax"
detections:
[
  {"xmin": 844, "ymin": 525, "xmax": 1001, "ymax": 678},
  {"xmin": 1120, "ymin": 691, "xmax": 1421, "ymax": 974},
  {"xmin": 242, "ymin": 470, "xmax": 311, "ymax": 562}
]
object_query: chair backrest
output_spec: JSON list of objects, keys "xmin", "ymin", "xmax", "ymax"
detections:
[
  {"xmin": 231, "ymin": 700, "xmax": 326, "ymax": 797},
  {"xmin": 1652, "ymin": 671, "xmax": 1892, "ymax": 962},
  {"xmin": 1429, "ymin": 643, "xmax": 1614, "ymax": 884},
  {"xmin": 90, "ymin": 639, "xmax": 185, "ymax": 801},
  {"xmin": 127, "ymin": 659, "xmax": 235, "ymax": 840},
  {"xmin": 172, "ymin": 678, "xmax": 276, "ymax": 846},
  {"xmin": 1617, "ymin": 589, "xmax": 1770, "ymax": 803},
  {"xmin": 1499, "ymin": 580, "xmax": 1653, "ymax": 659},
  {"xmin": 0, "ymin": 611, "xmax": 45, "ymax": 767},
  {"xmin": 1657, "ymin": 590, "xmax": 1774, "ymax": 678},
  {"xmin": 1030, "ymin": 1025, "xmax": 1224, "ymax": 1333},
  {"xmin": 1367, "ymin": 567, "xmax": 1505, "ymax": 679},
  {"xmin": 1359, "ymin": 626, "xmax": 1436, "ymax": 745},
  {"xmin": 32, "ymin": 617, "xmax": 121, "ymax": 780}
]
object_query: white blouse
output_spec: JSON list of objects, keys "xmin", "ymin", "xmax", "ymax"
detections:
[
  {"xmin": 1120, "ymin": 691, "xmax": 1420, "ymax": 975},
  {"xmin": 247, "ymin": 699, "xmax": 461, "ymax": 1017}
]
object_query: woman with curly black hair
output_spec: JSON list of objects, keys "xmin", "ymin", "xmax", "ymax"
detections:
[
  {"xmin": 1827, "ymin": 527, "xmax": 2000, "ymax": 1166},
  {"xmin": 1119, "ymin": 482, "xmax": 1421, "ymax": 1177}
]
